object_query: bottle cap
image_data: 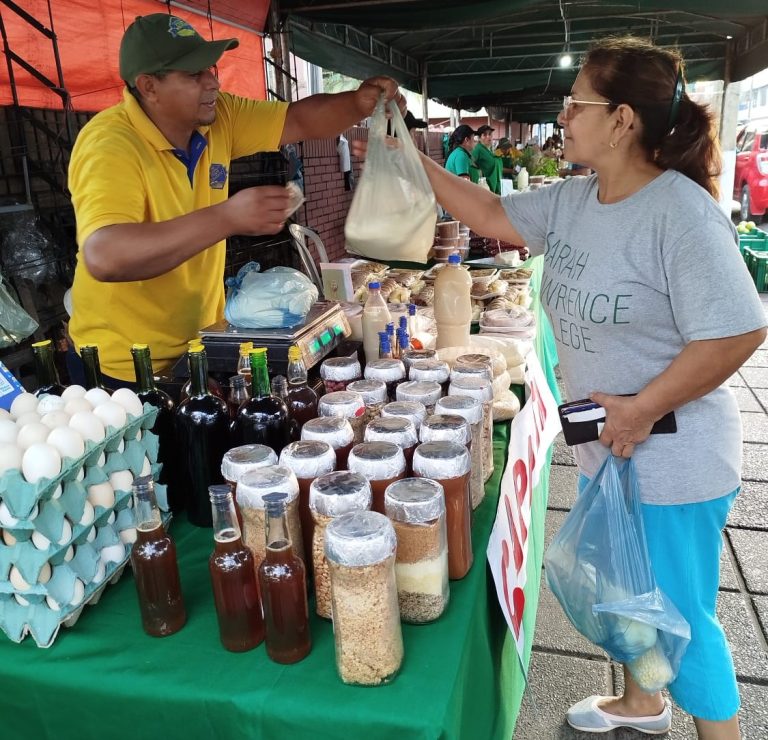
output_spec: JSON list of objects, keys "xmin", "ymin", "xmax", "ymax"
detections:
[
  {"xmin": 208, "ymin": 483, "xmax": 233, "ymax": 504},
  {"xmin": 32, "ymin": 339, "xmax": 53, "ymax": 349},
  {"xmin": 287, "ymin": 345, "xmax": 302, "ymax": 361},
  {"xmin": 408, "ymin": 304, "xmax": 417, "ymax": 316},
  {"xmin": 448, "ymin": 254, "xmax": 461, "ymax": 264},
  {"xmin": 131, "ymin": 343, "xmax": 149, "ymax": 351},
  {"xmin": 262, "ymin": 491, "xmax": 288, "ymax": 516},
  {"xmin": 369, "ymin": 281, "xmax": 381, "ymax": 289},
  {"xmin": 399, "ymin": 316, "xmax": 407, "ymax": 328},
  {"xmin": 239, "ymin": 341, "xmax": 253, "ymax": 356}
]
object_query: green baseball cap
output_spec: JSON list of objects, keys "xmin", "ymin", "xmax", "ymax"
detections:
[{"xmin": 119, "ymin": 14, "xmax": 239, "ymax": 86}]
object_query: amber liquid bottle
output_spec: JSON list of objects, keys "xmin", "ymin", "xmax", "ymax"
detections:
[
  {"xmin": 258, "ymin": 492, "xmax": 311, "ymax": 664},
  {"xmin": 80, "ymin": 344, "xmax": 112, "ymax": 393},
  {"xmin": 132, "ymin": 344, "xmax": 182, "ymax": 514},
  {"xmin": 129, "ymin": 475, "xmax": 186, "ymax": 637},
  {"xmin": 233, "ymin": 348, "xmax": 290, "ymax": 454},
  {"xmin": 208, "ymin": 484, "xmax": 265, "ymax": 652},
  {"xmin": 175, "ymin": 345, "xmax": 231, "ymax": 527},
  {"xmin": 286, "ymin": 346, "xmax": 318, "ymax": 437},
  {"xmin": 227, "ymin": 374, "xmax": 250, "ymax": 420},
  {"xmin": 32, "ymin": 339, "xmax": 66, "ymax": 396}
]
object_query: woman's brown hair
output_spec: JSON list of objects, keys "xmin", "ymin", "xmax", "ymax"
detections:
[{"xmin": 583, "ymin": 37, "xmax": 721, "ymax": 198}]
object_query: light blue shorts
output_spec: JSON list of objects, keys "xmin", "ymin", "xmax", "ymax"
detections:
[{"xmin": 578, "ymin": 474, "xmax": 740, "ymax": 722}]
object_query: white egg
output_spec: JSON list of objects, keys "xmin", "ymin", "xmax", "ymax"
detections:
[
  {"xmin": 92, "ymin": 559, "xmax": 106, "ymax": 584},
  {"xmin": 75, "ymin": 468, "xmax": 85, "ymax": 482},
  {"xmin": 10, "ymin": 393, "xmax": 38, "ymax": 418},
  {"xmin": 36, "ymin": 394, "xmax": 66, "ymax": 415},
  {"xmin": 47, "ymin": 426, "xmax": 85, "ymax": 459},
  {"xmin": 38, "ymin": 562, "xmax": 52, "ymax": 584},
  {"xmin": 15, "ymin": 411, "xmax": 41, "ymax": 428},
  {"xmin": 9, "ymin": 562, "xmax": 50, "ymax": 590},
  {"xmin": 64, "ymin": 397, "xmax": 93, "ymax": 415},
  {"xmin": 116, "ymin": 439, "xmax": 125, "ymax": 453},
  {"xmin": 63, "ymin": 544, "xmax": 75, "ymax": 561},
  {"xmin": 0, "ymin": 408, "xmax": 10, "ymax": 419},
  {"xmin": 140, "ymin": 456, "xmax": 152, "ymax": 477},
  {"xmin": 22, "ymin": 442, "xmax": 62, "ymax": 483},
  {"xmin": 57, "ymin": 518, "xmax": 72, "ymax": 546},
  {"xmin": 70, "ymin": 578, "xmax": 85, "ymax": 605},
  {"xmin": 87, "ymin": 481, "xmax": 115, "ymax": 509},
  {"xmin": 69, "ymin": 411, "xmax": 105, "ymax": 443},
  {"xmin": 0, "ymin": 418, "xmax": 18, "ymax": 444},
  {"xmin": 2, "ymin": 528, "xmax": 17, "ymax": 546},
  {"xmin": 45, "ymin": 594, "xmax": 60, "ymax": 611},
  {"xmin": 106, "ymin": 511, "xmax": 116, "ymax": 525},
  {"xmin": 83, "ymin": 387, "xmax": 111, "ymax": 407},
  {"xmin": 31, "ymin": 529, "xmax": 51, "ymax": 550},
  {"xmin": 79, "ymin": 500, "xmax": 95, "ymax": 526},
  {"xmin": 100, "ymin": 542, "xmax": 125, "ymax": 564},
  {"xmin": 109, "ymin": 469, "xmax": 133, "ymax": 493},
  {"xmin": 85, "ymin": 528, "xmax": 96, "ymax": 543},
  {"xmin": 93, "ymin": 401, "xmax": 126, "ymax": 430},
  {"xmin": 61, "ymin": 384, "xmax": 87, "ymax": 401},
  {"xmin": 0, "ymin": 443, "xmax": 22, "ymax": 474},
  {"xmin": 94, "ymin": 451, "xmax": 106, "ymax": 468},
  {"xmin": 16, "ymin": 422, "xmax": 52, "ymax": 451},
  {"xmin": 0, "ymin": 501, "xmax": 18, "ymax": 526},
  {"xmin": 111, "ymin": 388, "xmax": 144, "ymax": 418},
  {"xmin": 40, "ymin": 410, "xmax": 71, "ymax": 430},
  {"xmin": 51, "ymin": 484, "xmax": 63, "ymax": 499},
  {"xmin": 15, "ymin": 594, "xmax": 30, "ymax": 607},
  {"xmin": 119, "ymin": 527, "xmax": 137, "ymax": 545}
]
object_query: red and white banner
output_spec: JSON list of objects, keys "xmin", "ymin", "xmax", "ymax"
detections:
[{"xmin": 487, "ymin": 351, "xmax": 560, "ymax": 667}]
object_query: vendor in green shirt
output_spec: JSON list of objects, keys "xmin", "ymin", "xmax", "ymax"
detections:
[
  {"xmin": 472, "ymin": 124, "xmax": 502, "ymax": 194},
  {"xmin": 494, "ymin": 137, "xmax": 518, "ymax": 178},
  {"xmin": 445, "ymin": 124, "xmax": 480, "ymax": 183}
]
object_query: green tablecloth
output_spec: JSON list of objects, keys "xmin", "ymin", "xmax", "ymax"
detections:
[{"xmin": 0, "ymin": 258, "xmax": 559, "ymax": 740}]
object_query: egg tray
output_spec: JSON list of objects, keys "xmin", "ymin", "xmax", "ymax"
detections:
[{"xmin": 0, "ymin": 404, "xmax": 170, "ymax": 647}]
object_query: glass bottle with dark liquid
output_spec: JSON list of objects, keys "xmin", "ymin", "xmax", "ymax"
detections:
[
  {"xmin": 286, "ymin": 345, "xmax": 318, "ymax": 438},
  {"xmin": 32, "ymin": 339, "xmax": 66, "ymax": 396},
  {"xmin": 208, "ymin": 484, "xmax": 265, "ymax": 652},
  {"xmin": 179, "ymin": 340, "xmax": 225, "ymax": 403},
  {"xmin": 80, "ymin": 343, "xmax": 112, "ymax": 393},
  {"xmin": 129, "ymin": 475, "xmax": 186, "ymax": 637},
  {"xmin": 233, "ymin": 348, "xmax": 290, "ymax": 454},
  {"xmin": 227, "ymin": 374, "xmax": 250, "ymax": 420},
  {"xmin": 258, "ymin": 492, "xmax": 311, "ymax": 664},
  {"xmin": 132, "ymin": 344, "xmax": 182, "ymax": 513},
  {"xmin": 175, "ymin": 344, "xmax": 231, "ymax": 527}
]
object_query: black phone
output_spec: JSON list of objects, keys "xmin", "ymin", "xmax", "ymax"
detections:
[{"xmin": 557, "ymin": 397, "xmax": 677, "ymax": 446}]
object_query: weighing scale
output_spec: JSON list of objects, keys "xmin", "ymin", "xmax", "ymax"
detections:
[{"xmin": 194, "ymin": 301, "xmax": 355, "ymax": 377}]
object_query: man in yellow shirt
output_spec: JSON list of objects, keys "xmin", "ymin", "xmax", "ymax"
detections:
[{"xmin": 67, "ymin": 13, "xmax": 403, "ymax": 386}]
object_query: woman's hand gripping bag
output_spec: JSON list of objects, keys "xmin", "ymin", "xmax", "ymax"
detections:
[
  {"xmin": 344, "ymin": 97, "xmax": 437, "ymax": 263},
  {"xmin": 544, "ymin": 455, "xmax": 691, "ymax": 692}
]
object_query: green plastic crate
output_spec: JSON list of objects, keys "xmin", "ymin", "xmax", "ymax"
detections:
[{"xmin": 744, "ymin": 247, "xmax": 768, "ymax": 292}]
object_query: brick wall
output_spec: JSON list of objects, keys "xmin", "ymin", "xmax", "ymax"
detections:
[{"xmin": 297, "ymin": 127, "xmax": 446, "ymax": 264}]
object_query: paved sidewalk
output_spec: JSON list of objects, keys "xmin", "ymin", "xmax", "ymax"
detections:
[{"xmin": 515, "ymin": 293, "xmax": 768, "ymax": 739}]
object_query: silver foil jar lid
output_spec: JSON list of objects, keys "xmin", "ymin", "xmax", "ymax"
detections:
[
  {"xmin": 301, "ymin": 416, "xmax": 355, "ymax": 449},
  {"xmin": 324, "ymin": 510, "xmax": 397, "ymax": 566},
  {"xmin": 348, "ymin": 441, "xmax": 406, "ymax": 481},
  {"xmin": 319, "ymin": 390, "xmax": 366, "ymax": 420},
  {"xmin": 435, "ymin": 395, "xmax": 483, "ymax": 426},
  {"xmin": 396, "ymin": 380, "xmax": 442, "ymax": 407},
  {"xmin": 364, "ymin": 415, "xmax": 419, "ymax": 448},
  {"xmin": 309, "ymin": 470, "xmax": 372, "ymax": 517},
  {"xmin": 381, "ymin": 400, "xmax": 428, "ymax": 430},
  {"xmin": 412, "ymin": 441, "xmax": 471, "ymax": 479},
  {"xmin": 384, "ymin": 477, "xmax": 445, "ymax": 524},
  {"xmin": 346, "ymin": 379, "xmax": 388, "ymax": 405},
  {"xmin": 236, "ymin": 464, "xmax": 300, "ymax": 509},
  {"xmin": 279, "ymin": 440, "xmax": 336, "ymax": 479},
  {"xmin": 220, "ymin": 444, "xmax": 278, "ymax": 482},
  {"xmin": 320, "ymin": 356, "xmax": 362, "ymax": 381},
  {"xmin": 419, "ymin": 414, "xmax": 471, "ymax": 445},
  {"xmin": 364, "ymin": 358, "xmax": 406, "ymax": 383}
]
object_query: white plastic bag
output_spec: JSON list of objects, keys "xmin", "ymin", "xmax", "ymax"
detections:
[
  {"xmin": 224, "ymin": 263, "xmax": 318, "ymax": 329},
  {"xmin": 344, "ymin": 98, "xmax": 437, "ymax": 263},
  {"xmin": 0, "ymin": 274, "xmax": 38, "ymax": 348}
]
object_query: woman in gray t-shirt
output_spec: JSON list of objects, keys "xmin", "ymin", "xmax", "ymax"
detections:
[{"xmin": 407, "ymin": 37, "xmax": 766, "ymax": 740}]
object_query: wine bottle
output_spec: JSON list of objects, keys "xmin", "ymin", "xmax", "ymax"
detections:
[
  {"xmin": 80, "ymin": 344, "xmax": 111, "ymax": 393},
  {"xmin": 32, "ymin": 339, "xmax": 66, "ymax": 396}
]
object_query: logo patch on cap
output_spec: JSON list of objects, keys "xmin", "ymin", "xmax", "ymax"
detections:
[
  {"xmin": 209, "ymin": 163, "xmax": 228, "ymax": 189},
  {"xmin": 168, "ymin": 17, "xmax": 197, "ymax": 38}
]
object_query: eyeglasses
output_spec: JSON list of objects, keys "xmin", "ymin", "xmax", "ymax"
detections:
[{"xmin": 562, "ymin": 95, "xmax": 613, "ymax": 117}]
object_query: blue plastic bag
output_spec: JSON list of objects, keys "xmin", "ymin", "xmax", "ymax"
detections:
[
  {"xmin": 544, "ymin": 455, "xmax": 691, "ymax": 692},
  {"xmin": 224, "ymin": 262, "xmax": 318, "ymax": 329}
]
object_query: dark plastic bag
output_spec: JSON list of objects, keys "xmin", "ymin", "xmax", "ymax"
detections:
[{"xmin": 544, "ymin": 455, "xmax": 690, "ymax": 692}]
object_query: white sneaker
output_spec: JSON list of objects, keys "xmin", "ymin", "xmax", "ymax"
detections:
[{"xmin": 566, "ymin": 695, "xmax": 672, "ymax": 734}]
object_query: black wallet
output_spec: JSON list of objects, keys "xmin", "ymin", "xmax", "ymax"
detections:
[{"xmin": 557, "ymin": 397, "xmax": 677, "ymax": 446}]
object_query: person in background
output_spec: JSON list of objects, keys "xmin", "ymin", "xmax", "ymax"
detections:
[
  {"xmin": 444, "ymin": 124, "xmax": 479, "ymax": 183},
  {"xmin": 387, "ymin": 35, "xmax": 766, "ymax": 740},
  {"xmin": 494, "ymin": 137, "xmax": 518, "ymax": 178},
  {"xmin": 67, "ymin": 12, "xmax": 403, "ymax": 388},
  {"xmin": 472, "ymin": 124, "xmax": 502, "ymax": 194}
]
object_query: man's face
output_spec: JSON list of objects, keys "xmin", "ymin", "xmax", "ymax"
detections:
[{"xmin": 142, "ymin": 67, "xmax": 221, "ymax": 128}]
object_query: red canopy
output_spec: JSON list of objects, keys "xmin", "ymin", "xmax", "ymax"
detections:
[{"xmin": 0, "ymin": 0, "xmax": 268, "ymax": 111}]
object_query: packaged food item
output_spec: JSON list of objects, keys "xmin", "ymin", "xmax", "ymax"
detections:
[
  {"xmin": 320, "ymin": 357, "xmax": 362, "ymax": 394},
  {"xmin": 448, "ymin": 376, "xmax": 495, "ymax": 484},
  {"xmin": 346, "ymin": 378, "xmax": 388, "ymax": 428},
  {"xmin": 364, "ymin": 416, "xmax": 419, "ymax": 475},
  {"xmin": 395, "ymin": 380, "xmax": 442, "ymax": 415},
  {"xmin": 412, "ymin": 441, "xmax": 473, "ymax": 580},
  {"xmin": 318, "ymin": 390, "xmax": 366, "ymax": 444},
  {"xmin": 380, "ymin": 400, "xmax": 427, "ymax": 433},
  {"xmin": 434, "ymin": 395, "xmax": 485, "ymax": 509},
  {"xmin": 325, "ymin": 510, "xmax": 403, "ymax": 685},
  {"xmin": 363, "ymin": 359, "xmax": 406, "ymax": 402},
  {"xmin": 309, "ymin": 471, "xmax": 372, "ymax": 619},
  {"xmin": 279, "ymin": 440, "xmax": 337, "ymax": 570},
  {"xmin": 236, "ymin": 464, "xmax": 304, "ymax": 569},
  {"xmin": 347, "ymin": 441, "xmax": 406, "ymax": 514},
  {"xmin": 301, "ymin": 416, "xmax": 355, "ymax": 470},
  {"xmin": 384, "ymin": 477, "xmax": 449, "ymax": 623}
]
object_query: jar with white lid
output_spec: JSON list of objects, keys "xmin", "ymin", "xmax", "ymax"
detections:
[
  {"xmin": 309, "ymin": 470, "xmax": 372, "ymax": 619},
  {"xmin": 448, "ymin": 376, "xmax": 494, "ymax": 484},
  {"xmin": 319, "ymin": 390, "xmax": 366, "ymax": 444},
  {"xmin": 400, "ymin": 348, "xmax": 436, "ymax": 372},
  {"xmin": 325, "ymin": 510, "xmax": 403, "ymax": 685},
  {"xmin": 408, "ymin": 358, "xmax": 451, "ymax": 397},
  {"xmin": 395, "ymin": 380, "xmax": 442, "ymax": 415},
  {"xmin": 237, "ymin": 464, "xmax": 304, "ymax": 568},
  {"xmin": 380, "ymin": 400, "xmax": 427, "ymax": 433},
  {"xmin": 220, "ymin": 444, "xmax": 278, "ymax": 486},
  {"xmin": 451, "ymin": 354, "xmax": 493, "ymax": 383},
  {"xmin": 364, "ymin": 415, "xmax": 419, "ymax": 475},
  {"xmin": 347, "ymin": 441, "xmax": 406, "ymax": 514},
  {"xmin": 320, "ymin": 356, "xmax": 362, "ymax": 394},
  {"xmin": 412, "ymin": 441, "xmax": 472, "ymax": 580},
  {"xmin": 384, "ymin": 477, "xmax": 449, "ymax": 623},
  {"xmin": 279, "ymin": 440, "xmax": 337, "ymax": 570},
  {"xmin": 364, "ymin": 359, "xmax": 406, "ymax": 402},
  {"xmin": 347, "ymin": 378, "xmax": 388, "ymax": 428},
  {"xmin": 301, "ymin": 416, "xmax": 355, "ymax": 470}
]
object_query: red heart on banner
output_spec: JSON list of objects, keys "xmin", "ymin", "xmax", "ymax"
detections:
[{"xmin": 512, "ymin": 587, "xmax": 525, "ymax": 638}]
